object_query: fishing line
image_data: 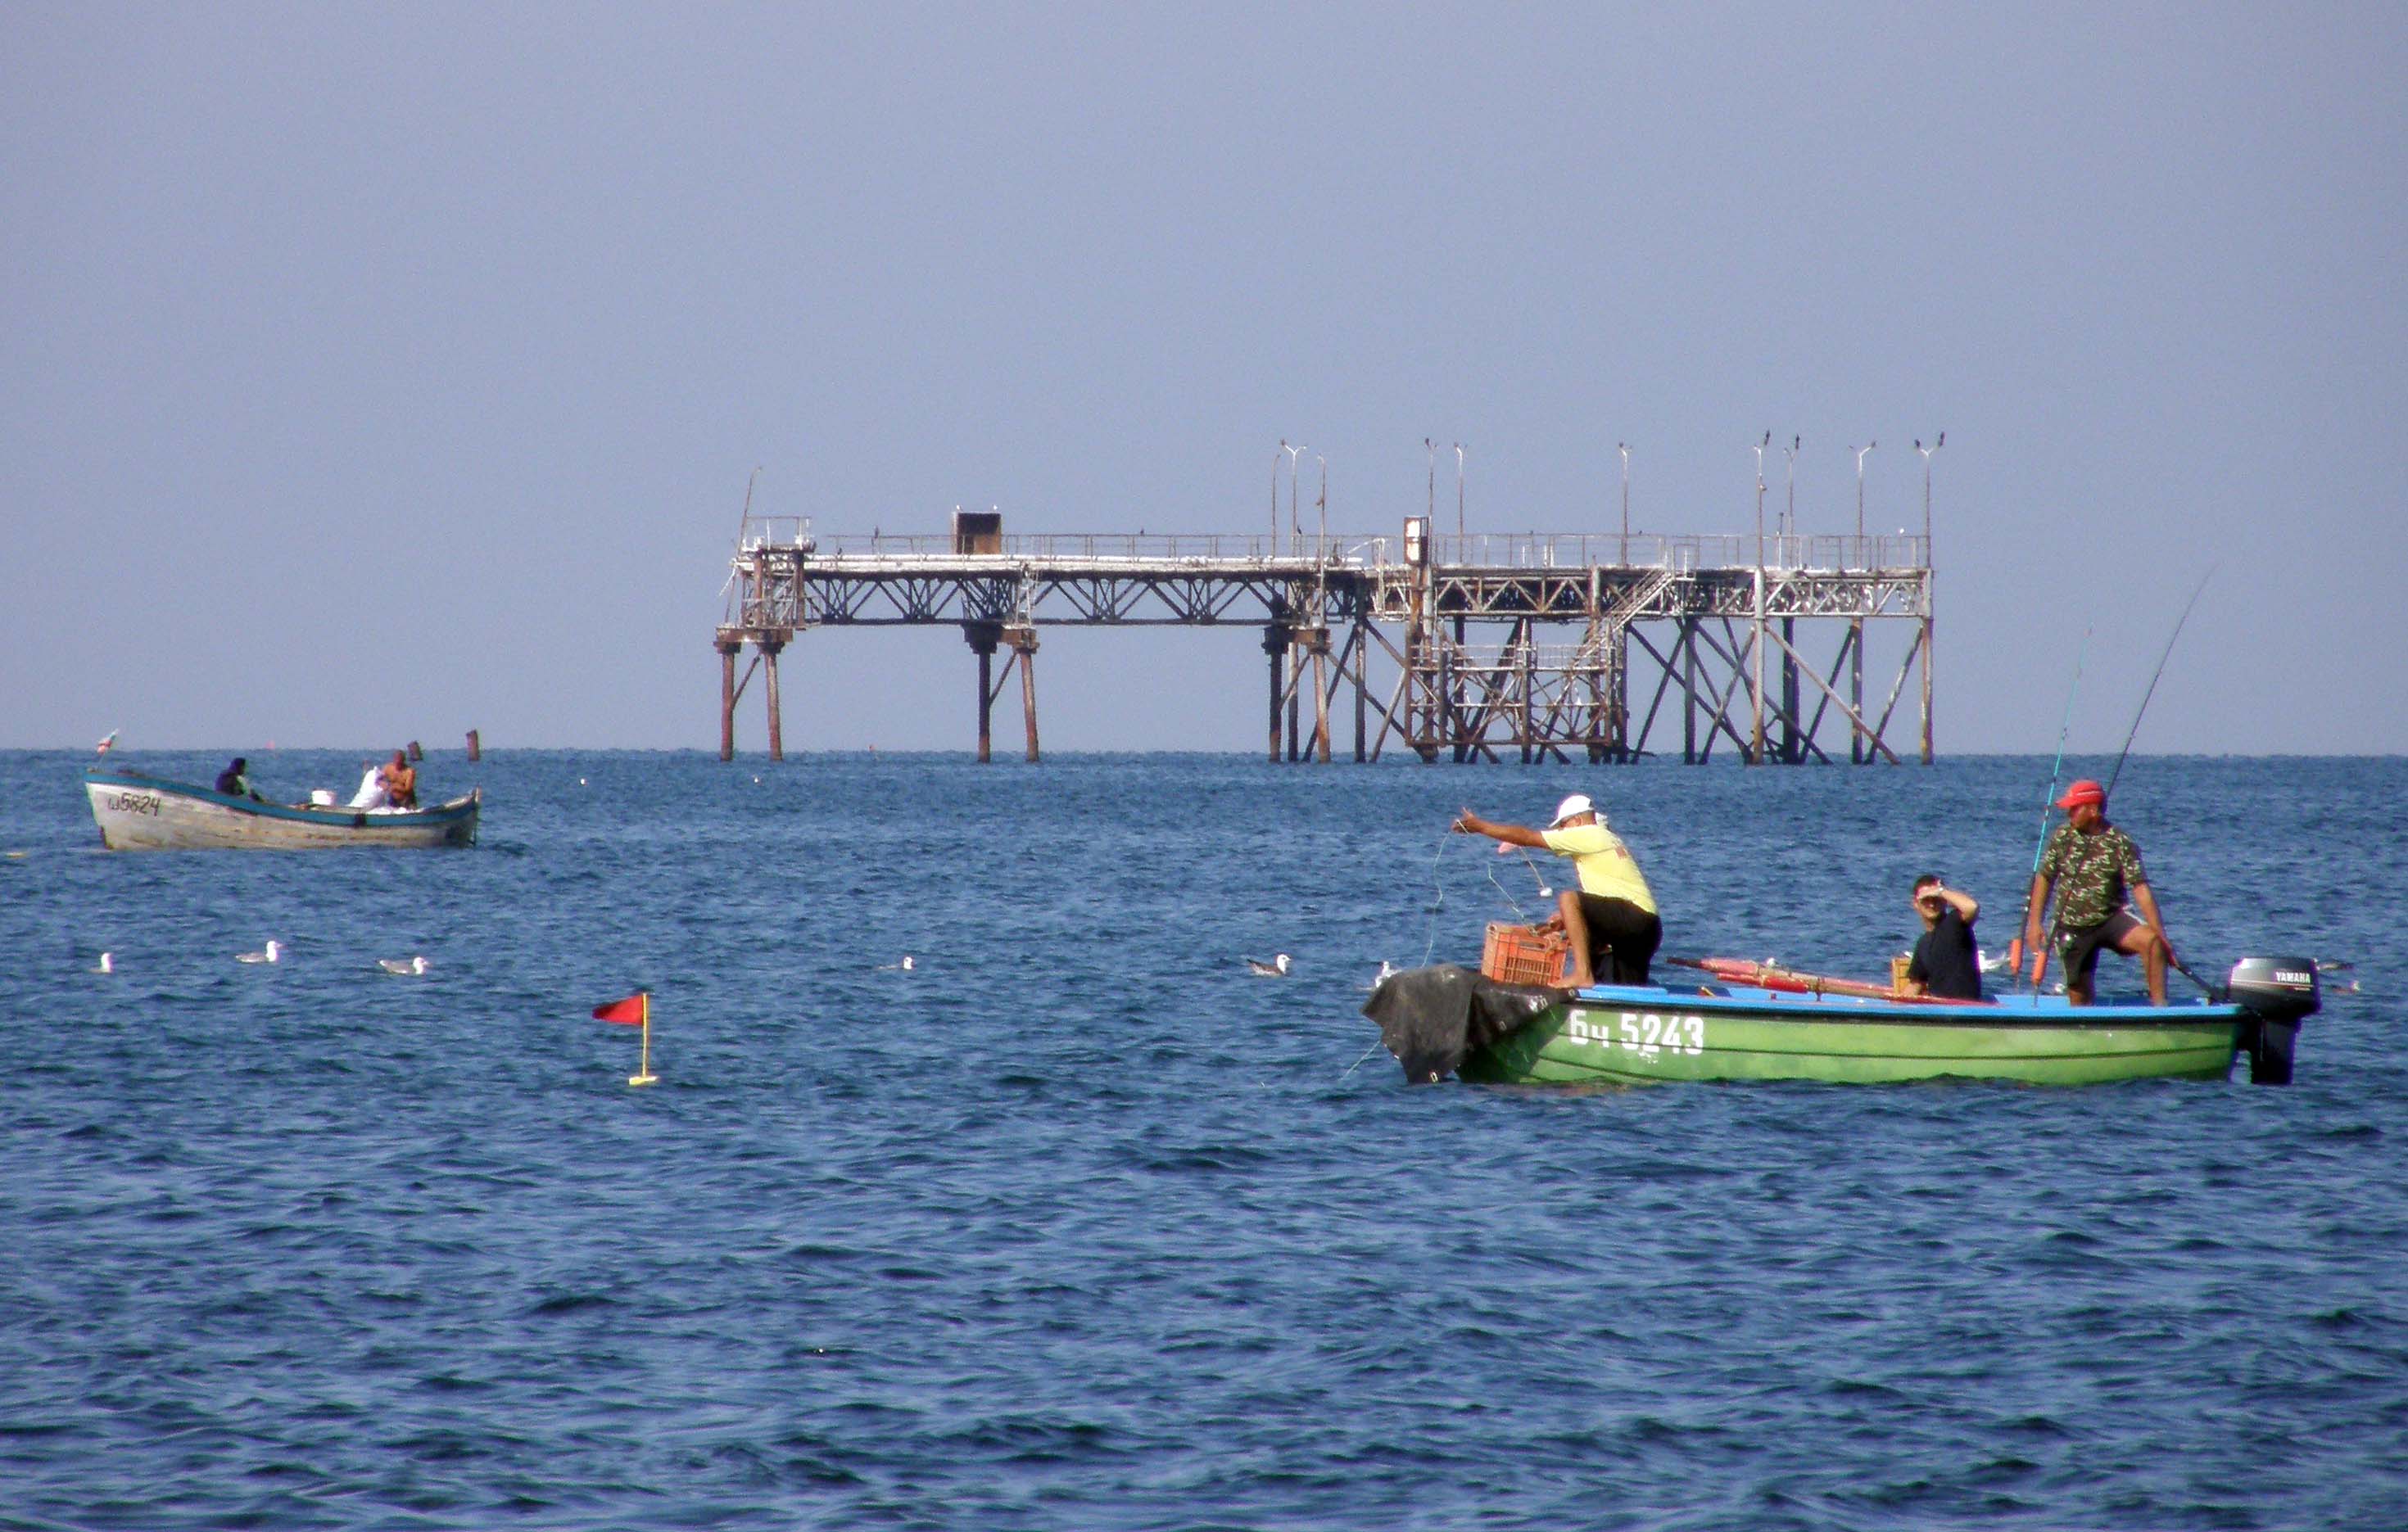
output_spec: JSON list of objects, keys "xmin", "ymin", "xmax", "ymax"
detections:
[
  {"xmin": 1516, "ymin": 848, "xmax": 1555, "ymax": 901},
  {"xmin": 1339, "ymin": 1034, "xmax": 1387, "ymax": 1081},
  {"xmin": 1485, "ymin": 860, "xmax": 1530, "ymax": 922},
  {"xmin": 1419, "ymin": 824, "xmax": 1455, "ymax": 967}
]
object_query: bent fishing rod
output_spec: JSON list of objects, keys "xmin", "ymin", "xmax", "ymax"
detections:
[{"xmin": 2029, "ymin": 567, "xmax": 2216, "ymax": 994}]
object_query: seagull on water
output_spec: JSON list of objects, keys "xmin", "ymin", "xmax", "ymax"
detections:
[
  {"xmin": 377, "ymin": 956, "xmax": 429, "ymax": 976},
  {"xmin": 237, "ymin": 941, "xmax": 282, "ymax": 965},
  {"xmin": 876, "ymin": 955, "xmax": 916, "ymax": 971},
  {"xmin": 1246, "ymin": 953, "xmax": 1292, "ymax": 978},
  {"xmin": 93, "ymin": 952, "xmax": 114, "ymax": 974}
]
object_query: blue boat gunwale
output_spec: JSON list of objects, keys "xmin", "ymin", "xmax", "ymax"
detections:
[
  {"xmin": 1564, "ymin": 980, "xmax": 2246, "ymax": 1028},
  {"xmin": 84, "ymin": 767, "xmax": 478, "ymax": 828}
]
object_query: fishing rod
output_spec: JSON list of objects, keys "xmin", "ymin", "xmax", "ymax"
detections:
[
  {"xmin": 2007, "ymin": 628, "xmax": 2089, "ymax": 983},
  {"xmin": 2031, "ymin": 567, "xmax": 2215, "ymax": 993},
  {"xmin": 2106, "ymin": 566, "xmax": 2215, "ymax": 798}
]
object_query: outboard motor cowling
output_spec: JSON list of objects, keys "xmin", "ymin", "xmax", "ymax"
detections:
[
  {"xmin": 2227, "ymin": 957, "xmax": 2322, "ymax": 1024},
  {"xmin": 2227, "ymin": 956, "xmax": 2321, "ymax": 1086}
]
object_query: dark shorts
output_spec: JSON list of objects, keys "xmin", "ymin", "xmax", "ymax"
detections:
[
  {"xmin": 2057, "ymin": 910, "xmax": 2143, "ymax": 988},
  {"xmin": 1574, "ymin": 893, "xmax": 1663, "ymax": 984}
]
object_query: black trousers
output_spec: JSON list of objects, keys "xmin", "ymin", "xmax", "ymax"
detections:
[{"xmin": 1575, "ymin": 893, "xmax": 1663, "ymax": 984}]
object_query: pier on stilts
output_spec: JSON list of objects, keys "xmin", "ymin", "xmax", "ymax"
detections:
[{"xmin": 716, "ymin": 511, "xmax": 1935, "ymax": 765}]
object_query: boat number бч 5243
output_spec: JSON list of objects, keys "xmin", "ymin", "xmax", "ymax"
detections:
[
  {"xmin": 105, "ymin": 792, "xmax": 161, "ymax": 817},
  {"xmin": 1566, "ymin": 1010, "xmax": 1705, "ymax": 1057}
]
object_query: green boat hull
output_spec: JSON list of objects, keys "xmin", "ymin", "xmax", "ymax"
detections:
[{"xmin": 1457, "ymin": 992, "xmax": 2248, "ymax": 1087}]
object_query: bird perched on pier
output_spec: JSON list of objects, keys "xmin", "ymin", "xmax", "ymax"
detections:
[
  {"xmin": 1246, "ymin": 953, "xmax": 1292, "ymax": 978},
  {"xmin": 377, "ymin": 956, "xmax": 429, "ymax": 976},
  {"xmin": 238, "ymin": 941, "xmax": 282, "ymax": 964}
]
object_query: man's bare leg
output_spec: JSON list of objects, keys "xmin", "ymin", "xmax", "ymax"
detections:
[
  {"xmin": 2121, "ymin": 927, "xmax": 2169, "ymax": 1006},
  {"xmin": 1556, "ymin": 889, "xmax": 1594, "ymax": 987}
]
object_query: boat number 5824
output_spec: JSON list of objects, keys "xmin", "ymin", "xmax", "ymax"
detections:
[{"xmin": 1568, "ymin": 1010, "xmax": 1706, "ymax": 1057}]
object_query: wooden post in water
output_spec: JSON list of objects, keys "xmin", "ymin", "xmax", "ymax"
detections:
[
  {"xmin": 464, "ymin": 729, "xmax": 481, "ymax": 761},
  {"xmin": 716, "ymin": 637, "xmax": 741, "ymax": 761}
]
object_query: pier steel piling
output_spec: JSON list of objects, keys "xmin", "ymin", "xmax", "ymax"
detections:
[
  {"xmin": 966, "ymin": 622, "xmax": 1000, "ymax": 763},
  {"xmin": 1262, "ymin": 626, "xmax": 1286, "ymax": 763},
  {"xmin": 716, "ymin": 637, "xmax": 741, "ymax": 761},
  {"xmin": 759, "ymin": 637, "xmax": 785, "ymax": 761},
  {"xmin": 1007, "ymin": 626, "xmax": 1040, "ymax": 763}
]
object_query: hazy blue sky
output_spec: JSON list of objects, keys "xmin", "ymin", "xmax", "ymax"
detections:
[{"xmin": 7, "ymin": 4, "xmax": 2402, "ymax": 755}]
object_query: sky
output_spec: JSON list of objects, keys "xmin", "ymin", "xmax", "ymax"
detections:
[{"xmin": 5, "ymin": 3, "xmax": 2403, "ymax": 755}]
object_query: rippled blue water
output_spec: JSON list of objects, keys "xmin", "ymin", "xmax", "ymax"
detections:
[{"xmin": 3, "ymin": 748, "xmax": 2403, "ymax": 1530}]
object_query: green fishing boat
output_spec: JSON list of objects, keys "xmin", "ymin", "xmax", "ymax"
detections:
[{"xmin": 1364, "ymin": 958, "xmax": 2322, "ymax": 1087}]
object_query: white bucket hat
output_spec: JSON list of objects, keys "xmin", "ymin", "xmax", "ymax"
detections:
[{"xmin": 1548, "ymin": 793, "xmax": 1596, "ymax": 827}]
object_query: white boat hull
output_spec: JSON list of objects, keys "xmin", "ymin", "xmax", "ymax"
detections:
[{"xmin": 84, "ymin": 772, "xmax": 479, "ymax": 850}]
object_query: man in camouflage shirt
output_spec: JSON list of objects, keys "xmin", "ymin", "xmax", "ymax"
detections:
[{"xmin": 2018, "ymin": 778, "xmax": 2179, "ymax": 1005}]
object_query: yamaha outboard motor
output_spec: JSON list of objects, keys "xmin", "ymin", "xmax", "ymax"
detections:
[{"xmin": 2226, "ymin": 957, "xmax": 2321, "ymax": 1085}]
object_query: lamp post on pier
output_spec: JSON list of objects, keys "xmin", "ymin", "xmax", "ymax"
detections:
[
  {"xmin": 1618, "ymin": 441, "xmax": 1630, "ymax": 566},
  {"xmin": 1917, "ymin": 432, "xmax": 1944, "ymax": 766}
]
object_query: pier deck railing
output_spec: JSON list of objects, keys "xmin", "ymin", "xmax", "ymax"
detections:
[{"xmin": 740, "ymin": 517, "xmax": 1923, "ymax": 573}]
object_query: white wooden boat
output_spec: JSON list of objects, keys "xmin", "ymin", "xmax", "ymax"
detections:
[{"xmin": 84, "ymin": 768, "xmax": 479, "ymax": 850}]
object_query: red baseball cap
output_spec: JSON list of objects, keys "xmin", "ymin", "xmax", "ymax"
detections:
[{"xmin": 2055, "ymin": 779, "xmax": 2105, "ymax": 809}]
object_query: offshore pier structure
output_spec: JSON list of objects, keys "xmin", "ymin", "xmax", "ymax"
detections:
[{"xmin": 716, "ymin": 499, "xmax": 1936, "ymax": 766}]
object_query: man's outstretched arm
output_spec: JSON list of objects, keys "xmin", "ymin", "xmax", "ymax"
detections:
[{"xmin": 1452, "ymin": 810, "xmax": 1547, "ymax": 849}]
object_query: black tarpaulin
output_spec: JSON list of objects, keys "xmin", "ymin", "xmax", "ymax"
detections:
[{"xmin": 1360, "ymin": 964, "xmax": 1564, "ymax": 1084}]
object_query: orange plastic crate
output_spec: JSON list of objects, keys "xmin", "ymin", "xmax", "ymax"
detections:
[{"xmin": 1482, "ymin": 921, "xmax": 1570, "ymax": 986}]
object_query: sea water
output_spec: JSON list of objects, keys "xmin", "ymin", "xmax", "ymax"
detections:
[{"xmin": 2, "ymin": 749, "xmax": 2402, "ymax": 1530}]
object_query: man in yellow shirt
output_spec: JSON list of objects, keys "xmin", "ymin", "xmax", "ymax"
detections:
[{"xmin": 1452, "ymin": 793, "xmax": 1661, "ymax": 988}]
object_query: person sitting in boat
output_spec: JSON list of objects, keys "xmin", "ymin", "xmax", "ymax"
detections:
[
  {"xmin": 212, "ymin": 757, "xmax": 265, "ymax": 802},
  {"xmin": 1903, "ymin": 875, "xmax": 1982, "ymax": 1000},
  {"xmin": 378, "ymin": 749, "xmax": 419, "ymax": 810},
  {"xmin": 2020, "ymin": 779, "xmax": 2178, "ymax": 1006},
  {"xmin": 1452, "ymin": 794, "xmax": 1660, "ymax": 987}
]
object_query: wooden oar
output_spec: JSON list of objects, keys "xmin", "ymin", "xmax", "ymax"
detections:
[{"xmin": 1665, "ymin": 956, "xmax": 1994, "ymax": 1006}]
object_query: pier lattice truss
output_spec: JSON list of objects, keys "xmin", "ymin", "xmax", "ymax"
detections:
[{"xmin": 716, "ymin": 513, "xmax": 1935, "ymax": 765}]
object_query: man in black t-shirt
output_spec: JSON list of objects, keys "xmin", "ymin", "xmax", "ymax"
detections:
[{"xmin": 1904, "ymin": 874, "xmax": 1983, "ymax": 1001}]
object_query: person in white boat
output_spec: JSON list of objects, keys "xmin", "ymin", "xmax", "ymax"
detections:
[
  {"xmin": 213, "ymin": 757, "xmax": 265, "ymax": 801},
  {"xmin": 378, "ymin": 750, "xmax": 419, "ymax": 809},
  {"xmin": 1451, "ymin": 793, "xmax": 1662, "ymax": 987}
]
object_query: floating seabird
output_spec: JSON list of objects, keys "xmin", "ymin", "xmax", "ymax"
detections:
[
  {"xmin": 237, "ymin": 941, "xmax": 283, "ymax": 965},
  {"xmin": 93, "ymin": 952, "xmax": 113, "ymax": 974},
  {"xmin": 377, "ymin": 956, "xmax": 429, "ymax": 976},
  {"xmin": 1246, "ymin": 953, "xmax": 1292, "ymax": 978},
  {"xmin": 876, "ymin": 955, "xmax": 916, "ymax": 971}
]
